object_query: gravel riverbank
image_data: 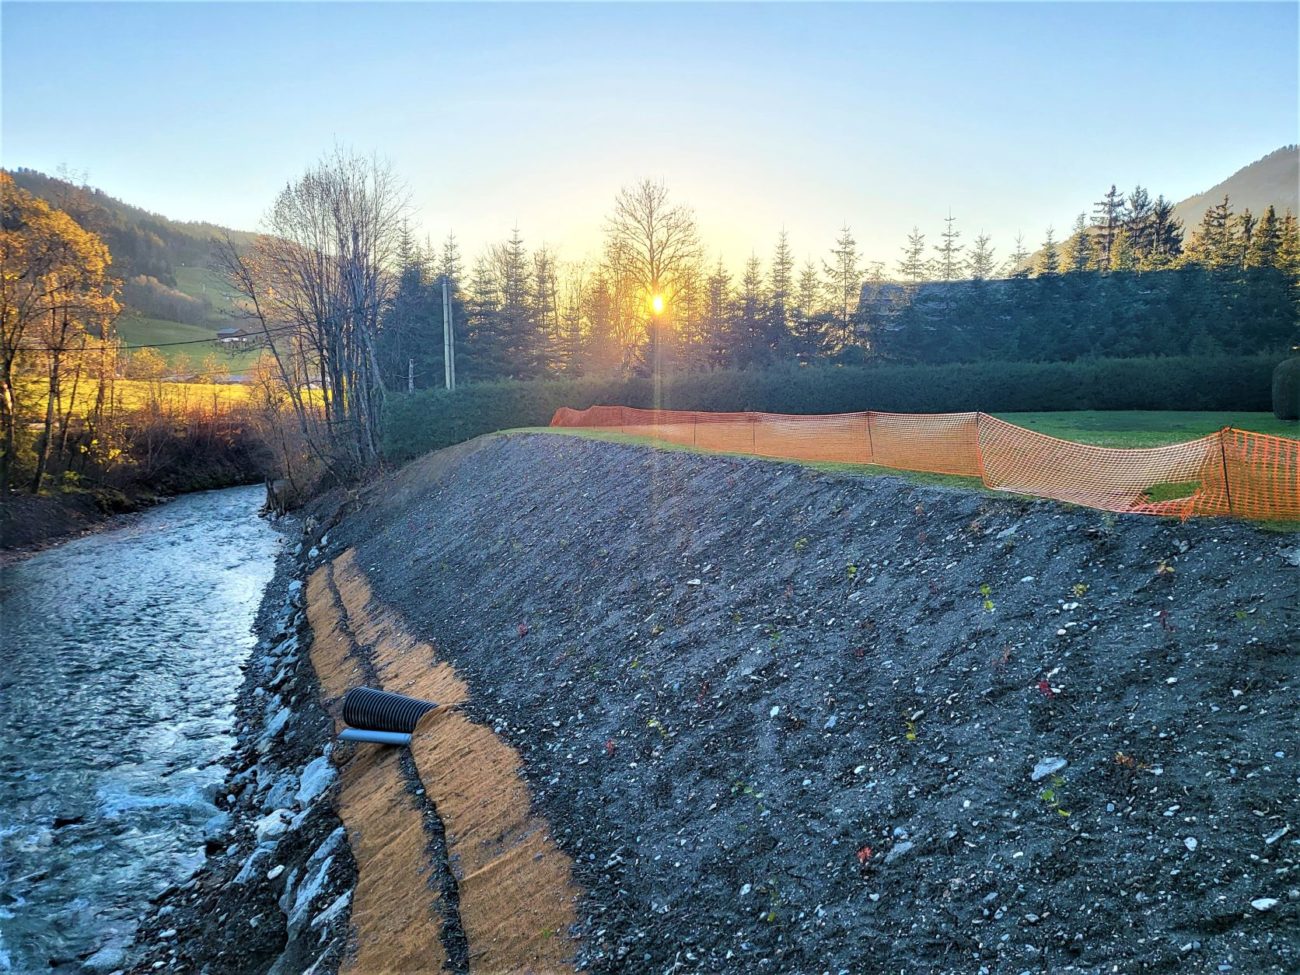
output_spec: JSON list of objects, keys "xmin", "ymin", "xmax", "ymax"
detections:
[{"xmin": 120, "ymin": 517, "xmax": 355, "ymax": 975}]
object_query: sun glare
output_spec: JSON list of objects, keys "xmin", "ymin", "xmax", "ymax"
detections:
[{"xmin": 651, "ymin": 294, "xmax": 665, "ymax": 315}]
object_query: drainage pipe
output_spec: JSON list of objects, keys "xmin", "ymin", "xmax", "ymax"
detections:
[
  {"xmin": 342, "ymin": 686, "xmax": 438, "ymax": 734},
  {"xmin": 339, "ymin": 728, "xmax": 413, "ymax": 747}
]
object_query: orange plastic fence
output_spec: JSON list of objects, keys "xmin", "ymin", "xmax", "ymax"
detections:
[{"xmin": 549, "ymin": 405, "xmax": 1300, "ymax": 521}]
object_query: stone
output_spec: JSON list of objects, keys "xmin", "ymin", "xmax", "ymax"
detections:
[
  {"xmin": 254, "ymin": 809, "xmax": 290, "ymax": 844},
  {"xmin": 884, "ymin": 841, "xmax": 914, "ymax": 864},
  {"xmin": 1030, "ymin": 757, "xmax": 1068, "ymax": 782},
  {"xmin": 296, "ymin": 756, "xmax": 337, "ymax": 807},
  {"xmin": 1250, "ymin": 898, "xmax": 1279, "ymax": 912}
]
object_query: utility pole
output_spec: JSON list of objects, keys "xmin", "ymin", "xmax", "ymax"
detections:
[
  {"xmin": 442, "ymin": 276, "xmax": 456, "ymax": 391},
  {"xmin": 407, "ymin": 357, "xmax": 414, "ymax": 393}
]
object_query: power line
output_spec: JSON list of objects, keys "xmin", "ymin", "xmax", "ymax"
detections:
[{"xmin": 11, "ymin": 322, "xmax": 300, "ymax": 352}]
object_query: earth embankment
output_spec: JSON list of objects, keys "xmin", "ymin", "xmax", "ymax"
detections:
[{"xmin": 321, "ymin": 432, "xmax": 1296, "ymax": 973}]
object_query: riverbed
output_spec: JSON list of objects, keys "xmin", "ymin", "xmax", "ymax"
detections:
[{"xmin": 0, "ymin": 486, "xmax": 280, "ymax": 973}]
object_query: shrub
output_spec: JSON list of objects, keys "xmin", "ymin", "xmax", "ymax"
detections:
[
  {"xmin": 383, "ymin": 355, "xmax": 1283, "ymax": 463},
  {"xmin": 1273, "ymin": 358, "xmax": 1300, "ymax": 421}
]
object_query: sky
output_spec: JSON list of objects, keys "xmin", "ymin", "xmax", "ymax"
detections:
[{"xmin": 3, "ymin": 2, "xmax": 1297, "ymax": 270}]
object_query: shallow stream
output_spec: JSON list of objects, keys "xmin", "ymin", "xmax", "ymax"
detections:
[{"xmin": 0, "ymin": 486, "xmax": 279, "ymax": 972}]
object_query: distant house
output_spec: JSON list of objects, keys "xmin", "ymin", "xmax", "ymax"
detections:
[{"xmin": 216, "ymin": 327, "xmax": 254, "ymax": 351}]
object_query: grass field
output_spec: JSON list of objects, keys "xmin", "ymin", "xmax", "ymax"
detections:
[
  {"xmin": 114, "ymin": 312, "xmax": 260, "ymax": 372},
  {"xmin": 996, "ymin": 411, "xmax": 1298, "ymax": 446},
  {"xmin": 22, "ymin": 376, "xmax": 250, "ymax": 414}
]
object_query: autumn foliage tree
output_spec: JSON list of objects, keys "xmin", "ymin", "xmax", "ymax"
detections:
[{"xmin": 1, "ymin": 172, "xmax": 120, "ymax": 493}]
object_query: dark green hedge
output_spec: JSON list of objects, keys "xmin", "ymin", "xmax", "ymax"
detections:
[
  {"xmin": 1274, "ymin": 358, "xmax": 1300, "ymax": 421},
  {"xmin": 383, "ymin": 355, "xmax": 1281, "ymax": 463}
]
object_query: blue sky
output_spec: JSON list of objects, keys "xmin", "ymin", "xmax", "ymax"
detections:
[{"xmin": 3, "ymin": 2, "xmax": 1296, "ymax": 268}]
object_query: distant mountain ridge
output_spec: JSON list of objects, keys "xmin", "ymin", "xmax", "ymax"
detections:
[{"xmin": 1171, "ymin": 145, "xmax": 1298, "ymax": 228}]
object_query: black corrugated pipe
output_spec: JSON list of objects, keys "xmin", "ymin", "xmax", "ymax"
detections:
[{"xmin": 342, "ymin": 687, "xmax": 438, "ymax": 734}]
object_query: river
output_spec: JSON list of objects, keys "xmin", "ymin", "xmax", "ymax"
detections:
[{"xmin": 0, "ymin": 486, "xmax": 280, "ymax": 973}]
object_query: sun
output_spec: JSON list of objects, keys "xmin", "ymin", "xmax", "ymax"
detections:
[{"xmin": 650, "ymin": 293, "xmax": 665, "ymax": 315}]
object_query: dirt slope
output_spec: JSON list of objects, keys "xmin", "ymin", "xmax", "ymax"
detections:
[{"xmin": 331, "ymin": 432, "xmax": 1298, "ymax": 974}]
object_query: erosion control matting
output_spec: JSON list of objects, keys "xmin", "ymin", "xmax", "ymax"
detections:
[
  {"xmin": 306, "ymin": 550, "xmax": 581, "ymax": 975},
  {"xmin": 319, "ymin": 432, "xmax": 1298, "ymax": 974}
]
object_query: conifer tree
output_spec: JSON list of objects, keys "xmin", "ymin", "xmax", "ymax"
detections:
[
  {"xmin": 1246, "ymin": 205, "xmax": 1282, "ymax": 269},
  {"xmin": 1036, "ymin": 226, "xmax": 1060, "ymax": 276},
  {"xmin": 897, "ymin": 226, "xmax": 928, "ymax": 287},
  {"xmin": 1061, "ymin": 214, "xmax": 1093, "ymax": 274},
  {"xmin": 1144, "ymin": 196, "xmax": 1183, "ymax": 269},
  {"xmin": 1278, "ymin": 211, "xmax": 1300, "ymax": 278},
  {"xmin": 1125, "ymin": 186, "xmax": 1154, "ymax": 256},
  {"xmin": 823, "ymin": 225, "xmax": 862, "ymax": 350},
  {"xmin": 495, "ymin": 226, "xmax": 539, "ymax": 376},
  {"xmin": 768, "ymin": 230, "xmax": 795, "ymax": 357},
  {"xmin": 933, "ymin": 211, "xmax": 965, "ymax": 281},
  {"xmin": 1091, "ymin": 184, "xmax": 1127, "ymax": 269},
  {"xmin": 464, "ymin": 253, "xmax": 504, "ymax": 380},
  {"xmin": 1005, "ymin": 233, "xmax": 1031, "ymax": 277},
  {"xmin": 791, "ymin": 261, "xmax": 828, "ymax": 363},
  {"xmin": 531, "ymin": 245, "xmax": 559, "ymax": 374},
  {"xmin": 702, "ymin": 259, "xmax": 733, "ymax": 369},
  {"xmin": 1235, "ymin": 210, "xmax": 1256, "ymax": 269},
  {"xmin": 967, "ymin": 232, "xmax": 996, "ymax": 281},
  {"xmin": 1186, "ymin": 196, "xmax": 1236, "ymax": 270},
  {"xmin": 734, "ymin": 254, "xmax": 769, "ymax": 367},
  {"xmin": 440, "ymin": 232, "xmax": 463, "ymax": 289}
]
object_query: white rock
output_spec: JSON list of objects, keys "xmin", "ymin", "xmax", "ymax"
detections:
[
  {"xmin": 1184, "ymin": 837, "xmax": 1198, "ymax": 851},
  {"xmin": 254, "ymin": 810, "xmax": 290, "ymax": 843},
  {"xmin": 1030, "ymin": 757, "xmax": 1068, "ymax": 782},
  {"xmin": 267, "ymin": 865, "xmax": 285, "ymax": 881},
  {"xmin": 310, "ymin": 890, "xmax": 351, "ymax": 929},
  {"xmin": 296, "ymin": 756, "xmax": 337, "ymax": 807},
  {"xmin": 1251, "ymin": 898, "xmax": 1279, "ymax": 912}
]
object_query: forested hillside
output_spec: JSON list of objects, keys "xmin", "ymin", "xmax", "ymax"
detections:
[{"xmin": 7, "ymin": 169, "xmax": 253, "ymax": 366}]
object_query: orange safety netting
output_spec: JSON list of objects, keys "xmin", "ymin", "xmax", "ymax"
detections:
[{"xmin": 549, "ymin": 405, "xmax": 1300, "ymax": 521}]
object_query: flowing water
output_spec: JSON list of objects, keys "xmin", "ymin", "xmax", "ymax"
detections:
[{"xmin": 0, "ymin": 486, "xmax": 280, "ymax": 973}]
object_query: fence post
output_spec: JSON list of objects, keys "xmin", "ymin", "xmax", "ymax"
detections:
[
  {"xmin": 1218, "ymin": 427, "xmax": 1234, "ymax": 516},
  {"xmin": 975, "ymin": 412, "xmax": 989, "ymax": 487},
  {"xmin": 865, "ymin": 411, "xmax": 875, "ymax": 464}
]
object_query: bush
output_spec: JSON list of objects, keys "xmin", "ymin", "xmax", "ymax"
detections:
[
  {"xmin": 1273, "ymin": 358, "xmax": 1300, "ymax": 421},
  {"xmin": 383, "ymin": 355, "xmax": 1283, "ymax": 463}
]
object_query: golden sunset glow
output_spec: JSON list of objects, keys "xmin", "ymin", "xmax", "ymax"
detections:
[{"xmin": 650, "ymin": 293, "xmax": 665, "ymax": 315}]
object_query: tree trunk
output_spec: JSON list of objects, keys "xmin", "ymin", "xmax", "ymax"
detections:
[{"xmin": 31, "ymin": 353, "xmax": 59, "ymax": 492}]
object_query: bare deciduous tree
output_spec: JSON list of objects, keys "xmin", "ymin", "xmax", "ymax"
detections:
[
  {"xmin": 604, "ymin": 179, "xmax": 700, "ymax": 374},
  {"xmin": 219, "ymin": 149, "xmax": 407, "ymax": 481}
]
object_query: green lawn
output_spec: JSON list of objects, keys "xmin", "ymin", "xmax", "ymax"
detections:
[
  {"xmin": 997, "ymin": 411, "xmax": 1298, "ymax": 447},
  {"xmin": 114, "ymin": 312, "xmax": 260, "ymax": 372}
]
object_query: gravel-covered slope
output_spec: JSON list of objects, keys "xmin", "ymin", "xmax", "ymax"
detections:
[{"xmin": 337, "ymin": 432, "xmax": 1298, "ymax": 975}]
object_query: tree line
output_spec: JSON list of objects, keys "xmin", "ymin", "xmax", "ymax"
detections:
[
  {"xmin": 378, "ymin": 181, "xmax": 1300, "ymax": 389},
  {"xmin": 5, "ymin": 153, "xmax": 1297, "ymax": 497}
]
